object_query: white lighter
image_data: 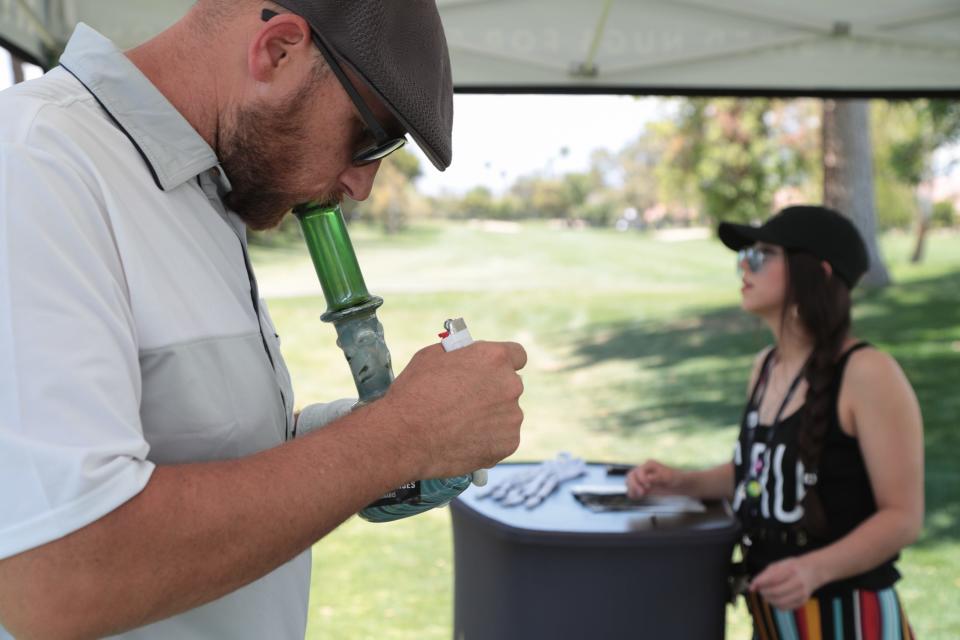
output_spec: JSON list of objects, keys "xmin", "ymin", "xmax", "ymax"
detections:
[{"xmin": 439, "ymin": 318, "xmax": 489, "ymax": 487}]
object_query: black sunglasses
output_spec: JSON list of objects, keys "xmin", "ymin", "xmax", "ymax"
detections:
[
  {"xmin": 261, "ymin": 9, "xmax": 407, "ymax": 166},
  {"xmin": 736, "ymin": 246, "xmax": 779, "ymax": 275}
]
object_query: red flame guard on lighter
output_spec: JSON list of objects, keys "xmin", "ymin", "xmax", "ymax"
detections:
[{"xmin": 439, "ymin": 318, "xmax": 489, "ymax": 487}]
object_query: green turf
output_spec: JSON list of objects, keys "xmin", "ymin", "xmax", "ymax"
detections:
[{"xmin": 252, "ymin": 224, "xmax": 960, "ymax": 639}]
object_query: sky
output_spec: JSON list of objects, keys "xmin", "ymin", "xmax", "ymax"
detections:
[{"xmin": 408, "ymin": 94, "xmax": 669, "ymax": 196}]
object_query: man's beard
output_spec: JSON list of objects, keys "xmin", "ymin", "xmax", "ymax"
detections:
[{"xmin": 219, "ymin": 86, "xmax": 337, "ymax": 231}]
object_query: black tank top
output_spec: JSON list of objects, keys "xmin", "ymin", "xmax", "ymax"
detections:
[{"xmin": 732, "ymin": 342, "xmax": 901, "ymax": 596}]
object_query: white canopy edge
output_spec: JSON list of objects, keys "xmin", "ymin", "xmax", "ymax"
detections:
[{"xmin": 2, "ymin": 0, "xmax": 959, "ymax": 97}]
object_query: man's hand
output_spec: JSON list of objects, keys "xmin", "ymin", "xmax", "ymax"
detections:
[
  {"xmin": 381, "ymin": 340, "xmax": 526, "ymax": 480},
  {"xmin": 0, "ymin": 341, "xmax": 525, "ymax": 640},
  {"xmin": 0, "ymin": 340, "xmax": 526, "ymax": 640}
]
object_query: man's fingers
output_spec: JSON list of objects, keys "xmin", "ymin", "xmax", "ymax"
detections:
[
  {"xmin": 488, "ymin": 342, "xmax": 527, "ymax": 371},
  {"xmin": 501, "ymin": 341, "xmax": 527, "ymax": 371},
  {"xmin": 510, "ymin": 373, "xmax": 525, "ymax": 400},
  {"xmin": 454, "ymin": 341, "xmax": 526, "ymax": 371},
  {"xmin": 419, "ymin": 342, "xmax": 446, "ymax": 357}
]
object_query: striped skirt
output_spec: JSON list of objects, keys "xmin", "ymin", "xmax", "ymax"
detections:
[{"xmin": 746, "ymin": 588, "xmax": 914, "ymax": 640}]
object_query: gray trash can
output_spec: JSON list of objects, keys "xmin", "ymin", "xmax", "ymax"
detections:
[{"xmin": 450, "ymin": 462, "xmax": 740, "ymax": 640}]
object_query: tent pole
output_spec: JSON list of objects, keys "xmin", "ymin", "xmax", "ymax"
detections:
[
  {"xmin": 12, "ymin": 0, "xmax": 59, "ymax": 52},
  {"xmin": 11, "ymin": 52, "xmax": 25, "ymax": 84},
  {"xmin": 862, "ymin": 4, "xmax": 960, "ymax": 29},
  {"xmin": 662, "ymin": 0, "xmax": 827, "ymax": 34},
  {"xmin": 584, "ymin": 0, "xmax": 615, "ymax": 68},
  {"xmin": 598, "ymin": 33, "xmax": 818, "ymax": 77},
  {"xmin": 571, "ymin": 0, "xmax": 615, "ymax": 77}
]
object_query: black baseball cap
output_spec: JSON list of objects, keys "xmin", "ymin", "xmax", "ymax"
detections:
[
  {"xmin": 718, "ymin": 205, "xmax": 870, "ymax": 288},
  {"xmin": 273, "ymin": 0, "xmax": 453, "ymax": 170}
]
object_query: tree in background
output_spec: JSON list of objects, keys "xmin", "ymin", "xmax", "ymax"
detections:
[
  {"xmin": 651, "ymin": 113, "xmax": 703, "ymax": 222},
  {"xmin": 458, "ymin": 186, "xmax": 497, "ymax": 219},
  {"xmin": 461, "ymin": 168, "xmax": 604, "ymax": 224},
  {"xmin": 823, "ymin": 99, "xmax": 891, "ymax": 287},
  {"xmin": 870, "ymin": 103, "xmax": 922, "ymax": 233},
  {"xmin": 509, "ymin": 175, "xmax": 569, "ymax": 219},
  {"xmin": 611, "ymin": 128, "xmax": 669, "ymax": 224},
  {"xmin": 567, "ymin": 148, "xmax": 625, "ymax": 227},
  {"xmin": 272, "ymin": 97, "xmax": 956, "ymax": 257},
  {"xmin": 877, "ymin": 100, "xmax": 960, "ymax": 263},
  {"xmin": 932, "ymin": 200, "xmax": 957, "ymax": 228},
  {"xmin": 656, "ymin": 98, "xmax": 816, "ymax": 226}
]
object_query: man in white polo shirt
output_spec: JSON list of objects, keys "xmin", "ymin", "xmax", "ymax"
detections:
[{"xmin": 0, "ymin": 1, "xmax": 526, "ymax": 638}]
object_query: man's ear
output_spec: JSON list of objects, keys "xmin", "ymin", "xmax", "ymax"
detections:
[
  {"xmin": 821, "ymin": 260, "xmax": 833, "ymax": 280},
  {"xmin": 248, "ymin": 14, "xmax": 312, "ymax": 83}
]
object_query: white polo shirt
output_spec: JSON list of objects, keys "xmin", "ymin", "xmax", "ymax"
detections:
[{"xmin": 0, "ymin": 24, "xmax": 310, "ymax": 639}]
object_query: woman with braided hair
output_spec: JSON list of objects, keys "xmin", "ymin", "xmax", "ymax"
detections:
[{"xmin": 627, "ymin": 206, "xmax": 923, "ymax": 639}]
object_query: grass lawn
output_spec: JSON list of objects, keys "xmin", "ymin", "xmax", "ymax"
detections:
[{"xmin": 252, "ymin": 223, "xmax": 960, "ymax": 639}]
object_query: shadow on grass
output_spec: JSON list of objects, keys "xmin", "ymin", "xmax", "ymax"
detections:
[
  {"xmin": 856, "ymin": 270, "xmax": 960, "ymax": 548},
  {"xmin": 565, "ymin": 304, "xmax": 769, "ymax": 437},
  {"xmin": 567, "ymin": 270, "xmax": 960, "ymax": 546}
]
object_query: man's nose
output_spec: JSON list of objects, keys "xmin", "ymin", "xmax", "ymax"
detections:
[{"xmin": 338, "ymin": 160, "xmax": 382, "ymax": 202}]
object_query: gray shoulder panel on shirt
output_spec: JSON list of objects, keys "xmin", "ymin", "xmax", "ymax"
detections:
[{"xmin": 139, "ymin": 333, "xmax": 288, "ymax": 464}]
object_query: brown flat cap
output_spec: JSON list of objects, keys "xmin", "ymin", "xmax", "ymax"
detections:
[{"xmin": 274, "ymin": 0, "xmax": 453, "ymax": 170}]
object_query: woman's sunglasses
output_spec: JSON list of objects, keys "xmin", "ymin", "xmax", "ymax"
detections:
[{"xmin": 737, "ymin": 246, "xmax": 779, "ymax": 274}]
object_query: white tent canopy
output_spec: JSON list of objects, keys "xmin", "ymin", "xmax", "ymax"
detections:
[{"xmin": 2, "ymin": 0, "xmax": 959, "ymax": 96}]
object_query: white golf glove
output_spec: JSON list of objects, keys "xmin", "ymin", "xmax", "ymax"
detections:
[{"xmin": 294, "ymin": 398, "xmax": 357, "ymax": 437}]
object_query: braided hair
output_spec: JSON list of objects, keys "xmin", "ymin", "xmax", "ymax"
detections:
[{"xmin": 781, "ymin": 251, "xmax": 852, "ymax": 537}]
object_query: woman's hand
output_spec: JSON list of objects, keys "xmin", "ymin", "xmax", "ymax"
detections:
[
  {"xmin": 749, "ymin": 556, "xmax": 824, "ymax": 611},
  {"xmin": 626, "ymin": 460, "xmax": 684, "ymax": 498}
]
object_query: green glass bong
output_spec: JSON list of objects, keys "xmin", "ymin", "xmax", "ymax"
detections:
[{"xmin": 294, "ymin": 201, "xmax": 474, "ymax": 523}]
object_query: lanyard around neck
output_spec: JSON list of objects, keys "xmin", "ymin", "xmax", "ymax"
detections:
[{"xmin": 748, "ymin": 354, "xmax": 808, "ymax": 452}]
